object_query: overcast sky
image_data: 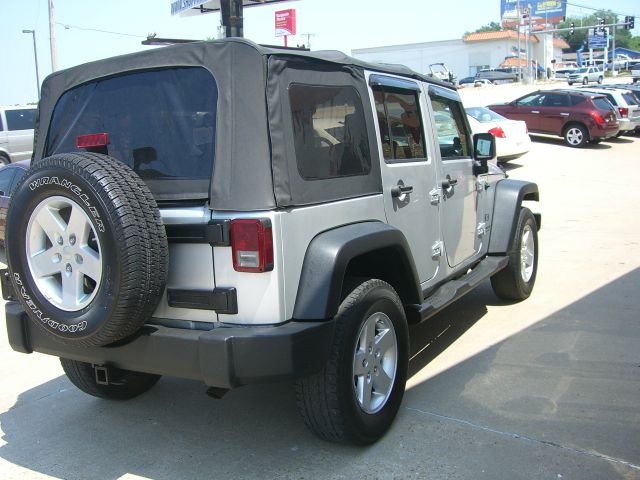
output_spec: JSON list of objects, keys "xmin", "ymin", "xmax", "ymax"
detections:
[{"xmin": 1, "ymin": 0, "xmax": 638, "ymax": 105}]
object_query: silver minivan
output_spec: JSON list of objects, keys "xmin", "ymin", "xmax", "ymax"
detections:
[{"xmin": 0, "ymin": 106, "xmax": 37, "ymax": 166}]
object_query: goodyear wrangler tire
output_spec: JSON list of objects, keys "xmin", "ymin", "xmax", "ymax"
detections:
[{"xmin": 6, "ymin": 153, "xmax": 168, "ymax": 346}]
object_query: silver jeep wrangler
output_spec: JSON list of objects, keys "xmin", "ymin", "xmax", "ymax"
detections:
[{"xmin": 3, "ymin": 39, "xmax": 540, "ymax": 445}]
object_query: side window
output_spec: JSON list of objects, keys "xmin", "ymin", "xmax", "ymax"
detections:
[
  {"xmin": 430, "ymin": 95, "xmax": 471, "ymax": 160},
  {"xmin": 517, "ymin": 94, "xmax": 543, "ymax": 106},
  {"xmin": 373, "ymin": 88, "xmax": 426, "ymax": 162},
  {"xmin": 289, "ymin": 84, "xmax": 371, "ymax": 180},
  {"xmin": 5, "ymin": 109, "xmax": 37, "ymax": 131},
  {"xmin": 570, "ymin": 95, "xmax": 585, "ymax": 106},
  {"xmin": 542, "ymin": 93, "xmax": 570, "ymax": 107},
  {"xmin": 0, "ymin": 169, "xmax": 16, "ymax": 196},
  {"xmin": 0, "ymin": 113, "xmax": 4, "ymax": 131}
]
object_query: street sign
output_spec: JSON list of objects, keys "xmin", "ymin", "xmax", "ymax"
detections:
[
  {"xmin": 275, "ymin": 9, "xmax": 296, "ymax": 37},
  {"xmin": 171, "ymin": 0, "xmax": 295, "ymax": 17},
  {"xmin": 588, "ymin": 35, "xmax": 608, "ymax": 49}
]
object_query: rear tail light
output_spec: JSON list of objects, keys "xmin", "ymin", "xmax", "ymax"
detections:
[
  {"xmin": 488, "ymin": 126, "xmax": 506, "ymax": 138},
  {"xmin": 76, "ymin": 133, "xmax": 109, "ymax": 149},
  {"xmin": 618, "ymin": 107, "xmax": 629, "ymax": 118},
  {"xmin": 589, "ymin": 112, "xmax": 605, "ymax": 125},
  {"xmin": 230, "ymin": 219, "xmax": 273, "ymax": 273}
]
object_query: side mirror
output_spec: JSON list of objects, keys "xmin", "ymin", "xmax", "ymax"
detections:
[{"xmin": 473, "ymin": 133, "xmax": 495, "ymax": 175}]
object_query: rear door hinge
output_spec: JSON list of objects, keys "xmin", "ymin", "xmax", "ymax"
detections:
[
  {"xmin": 477, "ymin": 222, "xmax": 487, "ymax": 237},
  {"xmin": 429, "ymin": 187, "xmax": 441, "ymax": 205},
  {"xmin": 431, "ymin": 240, "xmax": 443, "ymax": 258}
]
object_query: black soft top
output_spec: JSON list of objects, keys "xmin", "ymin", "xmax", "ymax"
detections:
[{"xmin": 36, "ymin": 38, "xmax": 451, "ymax": 210}]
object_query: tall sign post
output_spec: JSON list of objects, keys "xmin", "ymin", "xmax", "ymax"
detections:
[{"xmin": 275, "ymin": 9, "xmax": 296, "ymax": 47}]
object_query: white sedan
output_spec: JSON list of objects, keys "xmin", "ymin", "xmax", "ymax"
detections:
[{"xmin": 466, "ymin": 106, "xmax": 531, "ymax": 163}]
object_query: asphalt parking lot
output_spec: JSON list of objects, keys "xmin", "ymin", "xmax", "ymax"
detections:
[{"xmin": 1, "ymin": 81, "xmax": 639, "ymax": 480}]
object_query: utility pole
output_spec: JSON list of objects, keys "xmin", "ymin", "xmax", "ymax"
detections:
[
  {"xmin": 300, "ymin": 33, "xmax": 315, "ymax": 50},
  {"xmin": 527, "ymin": 4, "xmax": 534, "ymax": 84},
  {"xmin": 220, "ymin": 0, "xmax": 244, "ymax": 38},
  {"xmin": 517, "ymin": 0, "xmax": 522, "ymax": 81},
  {"xmin": 22, "ymin": 30, "xmax": 40, "ymax": 100},
  {"xmin": 48, "ymin": 0, "xmax": 58, "ymax": 71},
  {"xmin": 612, "ymin": 15, "xmax": 617, "ymax": 76}
]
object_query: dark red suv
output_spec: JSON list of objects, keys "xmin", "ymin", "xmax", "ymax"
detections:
[{"xmin": 488, "ymin": 90, "xmax": 619, "ymax": 147}]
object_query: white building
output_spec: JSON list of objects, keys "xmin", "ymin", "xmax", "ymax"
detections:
[{"xmin": 352, "ymin": 31, "xmax": 570, "ymax": 79}]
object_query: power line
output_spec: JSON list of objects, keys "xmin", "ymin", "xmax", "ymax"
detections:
[
  {"xmin": 55, "ymin": 22, "xmax": 146, "ymax": 38},
  {"xmin": 566, "ymin": 2, "xmax": 637, "ymax": 19}
]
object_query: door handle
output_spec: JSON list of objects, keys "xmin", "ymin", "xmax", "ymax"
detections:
[
  {"xmin": 441, "ymin": 176, "xmax": 458, "ymax": 189},
  {"xmin": 531, "ymin": 110, "xmax": 540, "ymax": 114},
  {"xmin": 391, "ymin": 185, "xmax": 413, "ymax": 198}
]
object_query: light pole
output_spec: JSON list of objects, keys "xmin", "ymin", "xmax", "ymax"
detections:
[{"xmin": 22, "ymin": 29, "xmax": 41, "ymax": 101}]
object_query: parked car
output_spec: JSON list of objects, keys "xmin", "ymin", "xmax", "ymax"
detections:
[
  {"xmin": 488, "ymin": 89, "xmax": 619, "ymax": 147},
  {"xmin": 574, "ymin": 86, "xmax": 640, "ymax": 135},
  {"xmin": 567, "ymin": 67, "xmax": 604, "ymax": 86},
  {"xmin": 465, "ymin": 106, "xmax": 530, "ymax": 162},
  {"xmin": 632, "ymin": 64, "xmax": 640, "ymax": 83},
  {"xmin": 1, "ymin": 38, "xmax": 540, "ymax": 445},
  {"xmin": 0, "ymin": 106, "xmax": 37, "ymax": 165},
  {"xmin": 0, "ymin": 159, "xmax": 30, "ymax": 246},
  {"xmin": 459, "ymin": 77, "xmax": 493, "ymax": 87}
]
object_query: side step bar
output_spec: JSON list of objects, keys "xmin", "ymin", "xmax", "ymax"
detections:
[{"xmin": 405, "ymin": 255, "xmax": 509, "ymax": 323}]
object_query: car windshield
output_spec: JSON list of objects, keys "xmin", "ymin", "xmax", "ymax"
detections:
[
  {"xmin": 574, "ymin": 68, "xmax": 588, "ymax": 73},
  {"xmin": 465, "ymin": 107, "xmax": 506, "ymax": 122}
]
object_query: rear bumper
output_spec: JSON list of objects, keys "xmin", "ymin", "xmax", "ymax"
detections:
[
  {"xmin": 5, "ymin": 302, "xmax": 334, "ymax": 389},
  {"xmin": 590, "ymin": 124, "xmax": 620, "ymax": 140}
]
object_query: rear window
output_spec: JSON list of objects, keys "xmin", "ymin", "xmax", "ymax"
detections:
[
  {"xmin": 593, "ymin": 98, "xmax": 614, "ymax": 111},
  {"xmin": 46, "ymin": 67, "xmax": 217, "ymax": 199},
  {"xmin": 5, "ymin": 109, "xmax": 37, "ymax": 131},
  {"xmin": 466, "ymin": 107, "xmax": 505, "ymax": 122}
]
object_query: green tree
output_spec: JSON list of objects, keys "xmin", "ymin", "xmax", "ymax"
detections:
[
  {"xmin": 465, "ymin": 21, "xmax": 503, "ymax": 36},
  {"xmin": 557, "ymin": 9, "xmax": 635, "ymax": 52}
]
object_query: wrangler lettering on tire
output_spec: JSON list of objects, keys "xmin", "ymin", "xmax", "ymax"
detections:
[{"xmin": 6, "ymin": 153, "xmax": 168, "ymax": 346}]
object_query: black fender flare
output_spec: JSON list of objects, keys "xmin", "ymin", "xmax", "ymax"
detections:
[
  {"xmin": 488, "ymin": 179, "xmax": 540, "ymax": 254},
  {"xmin": 293, "ymin": 222, "xmax": 422, "ymax": 320}
]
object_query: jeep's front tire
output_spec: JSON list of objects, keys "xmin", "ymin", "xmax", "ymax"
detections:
[
  {"xmin": 61, "ymin": 358, "xmax": 161, "ymax": 400},
  {"xmin": 6, "ymin": 153, "xmax": 168, "ymax": 346},
  {"xmin": 295, "ymin": 279, "xmax": 409, "ymax": 445},
  {"xmin": 491, "ymin": 207, "xmax": 538, "ymax": 300}
]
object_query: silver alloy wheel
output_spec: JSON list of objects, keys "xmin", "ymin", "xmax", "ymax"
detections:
[
  {"xmin": 353, "ymin": 311, "xmax": 397, "ymax": 414},
  {"xmin": 26, "ymin": 196, "xmax": 102, "ymax": 311},
  {"xmin": 566, "ymin": 127, "xmax": 584, "ymax": 146},
  {"xmin": 520, "ymin": 224, "xmax": 535, "ymax": 282}
]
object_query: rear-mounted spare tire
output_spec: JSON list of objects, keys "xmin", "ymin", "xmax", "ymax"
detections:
[{"xmin": 6, "ymin": 153, "xmax": 168, "ymax": 346}]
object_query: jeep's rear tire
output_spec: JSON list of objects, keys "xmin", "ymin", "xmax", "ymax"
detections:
[
  {"xmin": 295, "ymin": 279, "xmax": 409, "ymax": 445},
  {"xmin": 61, "ymin": 358, "xmax": 161, "ymax": 400},
  {"xmin": 491, "ymin": 207, "xmax": 538, "ymax": 301},
  {"xmin": 6, "ymin": 153, "xmax": 168, "ymax": 346}
]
